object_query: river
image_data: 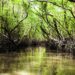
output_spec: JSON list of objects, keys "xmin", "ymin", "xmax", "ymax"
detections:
[{"xmin": 0, "ymin": 47, "xmax": 75, "ymax": 75}]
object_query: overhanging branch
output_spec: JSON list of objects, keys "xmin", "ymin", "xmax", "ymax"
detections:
[{"xmin": 10, "ymin": 13, "xmax": 28, "ymax": 33}]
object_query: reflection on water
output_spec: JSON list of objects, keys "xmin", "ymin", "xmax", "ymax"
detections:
[{"xmin": 0, "ymin": 47, "xmax": 75, "ymax": 75}]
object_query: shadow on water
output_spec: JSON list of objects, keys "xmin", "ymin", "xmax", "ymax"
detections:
[{"xmin": 0, "ymin": 47, "xmax": 75, "ymax": 75}]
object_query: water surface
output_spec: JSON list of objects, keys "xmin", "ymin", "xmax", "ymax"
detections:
[{"xmin": 0, "ymin": 47, "xmax": 75, "ymax": 75}]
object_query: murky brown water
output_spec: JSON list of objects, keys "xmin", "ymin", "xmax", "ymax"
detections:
[{"xmin": 0, "ymin": 47, "xmax": 75, "ymax": 75}]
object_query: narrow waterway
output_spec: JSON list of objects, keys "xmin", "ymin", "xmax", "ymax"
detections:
[{"xmin": 0, "ymin": 47, "xmax": 75, "ymax": 75}]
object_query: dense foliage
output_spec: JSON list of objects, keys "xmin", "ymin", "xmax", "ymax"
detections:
[{"xmin": 0, "ymin": 0, "xmax": 75, "ymax": 52}]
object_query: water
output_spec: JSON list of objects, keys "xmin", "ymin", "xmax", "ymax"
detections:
[{"xmin": 0, "ymin": 47, "xmax": 75, "ymax": 75}]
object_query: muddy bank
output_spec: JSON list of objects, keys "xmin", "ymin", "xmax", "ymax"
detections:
[{"xmin": 0, "ymin": 37, "xmax": 75, "ymax": 56}]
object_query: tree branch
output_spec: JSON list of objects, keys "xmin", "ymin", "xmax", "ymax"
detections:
[{"xmin": 10, "ymin": 13, "xmax": 28, "ymax": 33}]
